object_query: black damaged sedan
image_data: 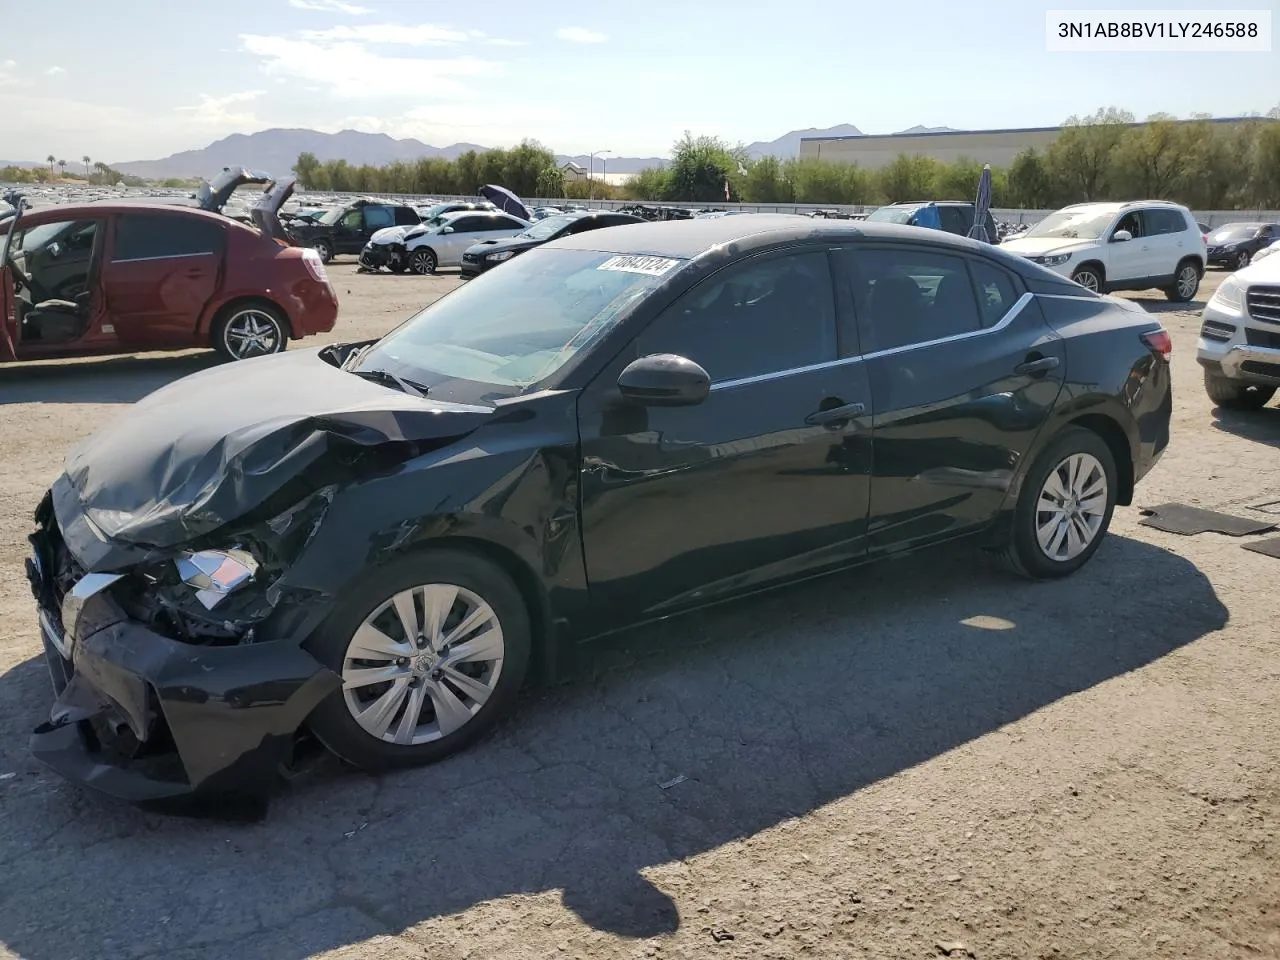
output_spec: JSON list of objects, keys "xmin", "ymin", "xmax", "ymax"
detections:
[{"xmin": 26, "ymin": 216, "xmax": 1173, "ymax": 806}]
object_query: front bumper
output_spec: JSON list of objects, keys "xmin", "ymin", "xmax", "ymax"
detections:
[
  {"xmin": 361, "ymin": 243, "xmax": 405, "ymax": 271},
  {"xmin": 1195, "ymin": 299, "xmax": 1280, "ymax": 386},
  {"xmin": 26, "ymin": 501, "xmax": 340, "ymax": 804},
  {"xmin": 459, "ymin": 253, "xmax": 491, "ymax": 279}
]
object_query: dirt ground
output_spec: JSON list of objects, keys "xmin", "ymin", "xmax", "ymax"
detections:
[{"xmin": 0, "ymin": 265, "xmax": 1277, "ymax": 960}]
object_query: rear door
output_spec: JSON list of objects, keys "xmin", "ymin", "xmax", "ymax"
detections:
[
  {"xmin": 939, "ymin": 206, "xmax": 971, "ymax": 237},
  {"xmin": 359, "ymin": 204, "xmax": 395, "ymax": 247},
  {"xmin": 104, "ymin": 212, "xmax": 224, "ymax": 347},
  {"xmin": 436, "ymin": 216, "xmax": 500, "ymax": 264},
  {"xmin": 841, "ymin": 243, "xmax": 1066, "ymax": 553}
]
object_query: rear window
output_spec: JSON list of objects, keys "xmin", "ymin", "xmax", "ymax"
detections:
[{"xmin": 113, "ymin": 214, "xmax": 224, "ymax": 261}]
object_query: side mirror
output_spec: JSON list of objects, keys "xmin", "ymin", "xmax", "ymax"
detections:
[
  {"xmin": 47, "ymin": 241, "xmax": 62, "ymax": 259},
  {"xmin": 617, "ymin": 354, "xmax": 710, "ymax": 407},
  {"xmin": 441, "ymin": 226, "xmax": 455, "ymax": 234},
  {"xmin": 1111, "ymin": 229, "xmax": 1132, "ymax": 242}
]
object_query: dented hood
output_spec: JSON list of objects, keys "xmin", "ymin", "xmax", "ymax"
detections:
[{"xmin": 60, "ymin": 348, "xmax": 493, "ymax": 550}]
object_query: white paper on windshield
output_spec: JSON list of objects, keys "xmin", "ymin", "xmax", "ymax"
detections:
[{"xmin": 597, "ymin": 255, "xmax": 680, "ymax": 276}]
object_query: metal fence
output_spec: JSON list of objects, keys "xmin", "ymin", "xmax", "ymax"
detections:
[{"xmin": 300, "ymin": 191, "xmax": 1280, "ymax": 229}]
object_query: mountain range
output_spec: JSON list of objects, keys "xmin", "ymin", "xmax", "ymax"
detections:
[{"xmin": 8, "ymin": 123, "xmax": 960, "ymax": 180}]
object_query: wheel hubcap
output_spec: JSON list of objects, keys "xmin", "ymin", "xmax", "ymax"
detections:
[
  {"xmin": 341, "ymin": 584, "xmax": 504, "ymax": 745},
  {"xmin": 1076, "ymin": 271, "xmax": 1099, "ymax": 292},
  {"xmin": 1237, "ymin": 252, "xmax": 1250, "ymax": 269},
  {"xmin": 413, "ymin": 252, "xmax": 433, "ymax": 273},
  {"xmin": 1178, "ymin": 267, "xmax": 1198, "ymax": 297},
  {"xmin": 224, "ymin": 311, "xmax": 280, "ymax": 358},
  {"xmin": 1036, "ymin": 452, "xmax": 1107, "ymax": 562}
]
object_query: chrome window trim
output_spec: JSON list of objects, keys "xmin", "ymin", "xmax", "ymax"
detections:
[
  {"xmin": 709, "ymin": 290, "xmax": 1036, "ymax": 392},
  {"xmin": 110, "ymin": 251, "xmax": 217, "ymax": 264}
]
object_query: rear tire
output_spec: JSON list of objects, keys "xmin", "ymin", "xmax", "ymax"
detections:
[
  {"xmin": 1204, "ymin": 369, "xmax": 1276, "ymax": 410},
  {"xmin": 212, "ymin": 302, "xmax": 289, "ymax": 361},
  {"xmin": 312, "ymin": 239, "xmax": 333, "ymax": 264},
  {"xmin": 306, "ymin": 548, "xmax": 532, "ymax": 772},
  {"xmin": 998, "ymin": 426, "xmax": 1118, "ymax": 580},
  {"xmin": 1164, "ymin": 259, "xmax": 1201, "ymax": 302}
]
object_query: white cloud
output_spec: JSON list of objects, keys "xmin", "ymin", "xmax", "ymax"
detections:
[
  {"xmin": 1, "ymin": 59, "xmax": 22, "ymax": 86},
  {"xmin": 287, "ymin": 0, "xmax": 372, "ymax": 14},
  {"xmin": 240, "ymin": 33, "xmax": 500, "ymax": 96},
  {"xmin": 177, "ymin": 90, "xmax": 266, "ymax": 127},
  {"xmin": 555, "ymin": 27, "xmax": 607, "ymax": 43},
  {"xmin": 45, "ymin": 66, "xmax": 65, "ymax": 77},
  {"xmin": 483, "ymin": 38, "xmax": 526, "ymax": 47},
  {"xmin": 299, "ymin": 23, "xmax": 470, "ymax": 45}
]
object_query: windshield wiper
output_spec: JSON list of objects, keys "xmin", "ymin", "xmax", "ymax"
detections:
[{"xmin": 350, "ymin": 367, "xmax": 430, "ymax": 397}]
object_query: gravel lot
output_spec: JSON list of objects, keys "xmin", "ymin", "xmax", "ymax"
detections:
[{"xmin": 0, "ymin": 266, "xmax": 1277, "ymax": 960}]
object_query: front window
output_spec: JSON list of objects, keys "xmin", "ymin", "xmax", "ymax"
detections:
[
  {"xmin": 1023, "ymin": 208, "xmax": 1117, "ymax": 241},
  {"xmin": 352, "ymin": 248, "xmax": 684, "ymax": 401},
  {"xmin": 519, "ymin": 215, "xmax": 576, "ymax": 241},
  {"xmin": 317, "ymin": 206, "xmax": 346, "ymax": 226},
  {"xmin": 1209, "ymin": 224, "xmax": 1263, "ymax": 243},
  {"xmin": 864, "ymin": 206, "xmax": 917, "ymax": 224}
]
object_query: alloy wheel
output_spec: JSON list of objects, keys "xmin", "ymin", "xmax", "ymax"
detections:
[
  {"xmin": 223, "ymin": 309, "xmax": 283, "ymax": 359},
  {"xmin": 313, "ymin": 240, "xmax": 332, "ymax": 263},
  {"xmin": 341, "ymin": 583, "xmax": 505, "ymax": 745},
  {"xmin": 1073, "ymin": 269, "xmax": 1100, "ymax": 293},
  {"xmin": 1177, "ymin": 265, "xmax": 1199, "ymax": 298},
  {"xmin": 1035, "ymin": 452, "xmax": 1108, "ymax": 562},
  {"xmin": 410, "ymin": 250, "xmax": 436, "ymax": 275},
  {"xmin": 1235, "ymin": 250, "xmax": 1251, "ymax": 270}
]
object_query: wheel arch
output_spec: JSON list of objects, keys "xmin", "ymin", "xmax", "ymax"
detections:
[
  {"xmin": 1176, "ymin": 253, "xmax": 1205, "ymax": 275},
  {"xmin": 1072, "ymin": 259, "xmax": 1106, "ymax": 285},
  {"xmin": 1062, "ymin": 412, "xmax": 1135, "ymax": 506}
]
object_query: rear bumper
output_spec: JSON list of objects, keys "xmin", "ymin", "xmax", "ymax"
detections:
[{"xmin": 26, "ymin": 505, "xmax": 339, "ymax": 805}]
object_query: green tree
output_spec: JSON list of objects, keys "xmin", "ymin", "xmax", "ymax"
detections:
[
  {"xmin": 664, "ymin": 132, "xmax": 742, "ymax": 202},
  {"xmin": 879, "ymin": 154, "xmax": 939, "ymax": 201},
  {"xmin": 935, "ymin": 155, "xmax": 984, "ymax": 201},
  {"xmin": 1007, "ymin": 149, "xmax": 1052, "ymax": 207},
  {"xmin": 46, "ymin": 154, "xmax": 54, "ymax": 175},
  {"xmin": 625, "ymin": 166, "xmax": 670, "ymax": 200},
  {"xmin": 1046, "ymin": 107, "xmax": 1133, "ymax": 201},
  {"xmin": 292, "ymin": 151, "xmax": 322, "ymax": 188},
  {"xmin": 56, "ymin": 159, "xmax": 67, "ymax": 178},
  {"xmin": 1251, "ymin": 123, "xmax": 1280, "ymax": 207},
  {"xmin": 741, "ymin": 155, "xmax": 789, "ymax": 203},
  {"xmin": 1112, "ymin": 116, "xmax": 1195, "ymax": 199}
]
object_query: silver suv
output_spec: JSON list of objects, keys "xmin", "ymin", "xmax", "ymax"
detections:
[{"xmin": 1197, "ymin": 252, "xmax": 1280, "ymax": 409}]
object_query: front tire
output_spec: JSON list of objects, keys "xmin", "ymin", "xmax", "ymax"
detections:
[
  {"xmin": 1233, "ymin": 249, "xmax": 1251, "ymax": 271},
  {"xmin": 1204, "ymin": 369, "xmax": 1276, "ymax": 410},
  {"xmin": 409, "ymin": 248, "xmax": 438, "ymax": 275},
  {"xmin": 306, "ymin": 549, "xmax": 532, "ymax": 772},
  {"xmin": 1071, "ymin": 266, "xmax": 1102, "ymax": 293},
  {"xmin": 312, "ymin": 239, "xmax": 333, "ymax": 264},
  {"xmin": 999, "ymin": 427, "xmax": 1117, "ymax": 580}
]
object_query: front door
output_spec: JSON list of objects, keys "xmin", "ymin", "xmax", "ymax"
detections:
[
  {"xmin": 0, "ymin": 267, "xmax": 16, "ymax": 360},
  {"xmin": 7, "ymin": 216, "xmax": 110, "ymax": 356},
  {"xmin": 577, "ymin": 246, "xmax": 873, "ymax": 629},
  {"xmin": 840, "ymin": 243, "xmax": 1066, "ymax": 554},
  {"xmin": 1106, "ymin": 210, "xmax": 1151, "ymax": 282},
  {"xmin": 104, "ymin": 212, "xmax": 224, "ymax": 348},
  {"xmin": 333, "ymin": 208, "xmax": 367, "ymax": 254}
]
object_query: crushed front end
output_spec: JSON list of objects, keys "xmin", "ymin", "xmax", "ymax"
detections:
[{"xmin": 26, "ymin": 480, "xmax": 341, "ymax": 804}]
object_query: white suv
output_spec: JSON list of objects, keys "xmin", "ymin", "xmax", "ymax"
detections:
[
  {"xmin": 1001, "ymin": 201, "xmax": 1206, "ymax": 302},
  {"xmin": 1196, "ymin": 253, "xmax": 1280, "ymax": 409}
]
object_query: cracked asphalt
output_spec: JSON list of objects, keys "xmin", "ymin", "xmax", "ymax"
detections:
[{"xmin": 1, "ymin": 267, "xmax": 1277, "ymax": 960}]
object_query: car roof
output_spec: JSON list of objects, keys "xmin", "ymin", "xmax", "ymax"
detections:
[
  {"xmin": 546, "ymin": 214, "xmax": 1008, "ymax": 260},
  {"xmin": 14, "ymin": 202, "xmax": 238, "ymax": 224},
  {"xmin": 1062, "ymin": 200, "xmax": 1189, "ymax": 213},
  {"xmin": 887, "ymin": 200, "xmax": 974, "ymax": 207},
  {"xmin": 439, "ymin": 209, "xmax": 520, "ymax": 221}
]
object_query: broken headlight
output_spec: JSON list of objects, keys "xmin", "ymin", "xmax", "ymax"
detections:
[{"xmin": 174, "ymin": 548, "xmax": 259, "ymax": 610}]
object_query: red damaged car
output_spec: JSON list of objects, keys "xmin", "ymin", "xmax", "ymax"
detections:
[{"xmin": 0, "ymin": 178, "xmax": 338, "ymax": 363}]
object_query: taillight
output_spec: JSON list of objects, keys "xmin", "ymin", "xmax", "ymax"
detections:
[
  {"xmin": 301, "ymin": 248, "xmax": 329, "ymax": 284},
  {"xmin": 1141, "ymin": 329, "xmax": 1172, "ymax": 357}
]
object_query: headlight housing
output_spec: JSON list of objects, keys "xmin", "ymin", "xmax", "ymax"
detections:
[
  {"xmin": 1209, "ymin": 276, "xmax": 1244, "ymax": 312},
  {"xmin": 486, "ymin": 250, "xmax": 515, "ymax": 262},
  {"xmin": 175, "ymin": 549, "xmax": 259, "ymax": 609},
  {"xmin": 1039, "ymin": 253, "xmax": 1072, "ymax": 267}
]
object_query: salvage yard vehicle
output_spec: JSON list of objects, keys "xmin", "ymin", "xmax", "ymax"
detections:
[
  {"xmin": 865, "ymin": 201, "xmax": 998, "ymax": 243},
  {"xmin": 286, "ymin": 197, "xmax": 422, "ymax": 263},
  {"xmin": 1196, "ymin": 250, "xmax": 1280, "ymax": 409},
  {"xmin": 459, "ymin": 209, "xmax": 642, "ymax": 278},
  {"xmin": 25, "ymin": 215, "xmax": 1173, "ymax": 806},
  {"xmin": 362, "ymin": 209, "xmax": 529, "ymax": 275},
  {"xmin": 1205, "ymin": 222, "xmax": 1280, "ymax": 271},
  {"xmin": 1000, "ymin": 200, "xmax": 1206, "ymax": 301},
  {"xmin": 0, "ymin": 180, "xmax": 338, "ymax": 363}
]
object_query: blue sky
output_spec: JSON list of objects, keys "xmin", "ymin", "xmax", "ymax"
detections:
[{"xmin": 0, "ymin": 0, "xmax": 1276, "ymax": 163}]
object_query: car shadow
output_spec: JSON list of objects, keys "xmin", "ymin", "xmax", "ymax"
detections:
[
  {"xmin": 1209, "ymin": 403, "xmax": 1280, "ymax": 448},
  {"xmin": 0, "ymin": 352, "xmax": 219, "ymax": 405},
  {"xmin": 1130, "ymin": 296, "xmax": 1206, "ymax": 314},
  {"xmin": 0, "ymin": 535, "xmax": 1227, "ymax": 958}
]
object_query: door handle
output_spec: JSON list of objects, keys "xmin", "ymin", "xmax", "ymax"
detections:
[
  {"xmin": 1014, "ymin": 355, "xmax": 1060, "ymax": 376},
  {"xmin": 805, "ymin": 401, "xmax": 865, "ymax": 426}
]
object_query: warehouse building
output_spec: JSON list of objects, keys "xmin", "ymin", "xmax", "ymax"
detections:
[{"xmin": 798, "ymin": 117, "xmax": 1269, "ymax": 170}]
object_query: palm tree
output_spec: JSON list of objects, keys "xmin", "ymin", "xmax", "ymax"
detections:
[
  {"xmin": 57, "ymin": 159, "xmax": 66, "ymax": 178},
  {"xmin": 46, "ymin": 154, "xmax": 55, "ymax": 175},
  {"xmin": 82, "ymin": 155, "xmax": 91, "ymax": 177}
]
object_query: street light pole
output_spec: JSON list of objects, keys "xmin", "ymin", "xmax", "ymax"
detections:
[{"xmin": 589, "ymin": 149, "xmax": 611, "ymax": 202}]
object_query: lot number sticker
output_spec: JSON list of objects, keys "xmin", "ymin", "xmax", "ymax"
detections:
[{"xmin": 597, "ymin": 255, "xmax": 681, "ymax": 276}]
